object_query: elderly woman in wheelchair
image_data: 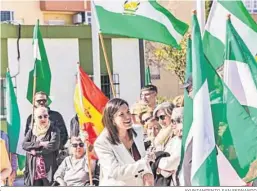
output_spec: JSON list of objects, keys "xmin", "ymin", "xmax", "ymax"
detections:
[{"xmin": 53, "ymin": 136, "xmax": 99, "ymax": 186}]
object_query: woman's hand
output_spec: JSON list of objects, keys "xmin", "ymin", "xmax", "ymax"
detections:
[
  {"xmin": 143, "ymin": 173, "xmax": 154, "ymax": 186},
  {"xmin": 57, "ymin": 178, "xmax": 67, "ymax": 186},
  {"xmin": 30, "ymin": 150, "xmax": 36, "ymax": 156},
  {"xmin": 39, "ymin": 141, "xmax": 49, "ymax": 148}
]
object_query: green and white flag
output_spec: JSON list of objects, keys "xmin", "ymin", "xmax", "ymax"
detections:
[
  {"xmin": 93, "ymin": 0, "xmax": 188, "ymax": 48},
  {"xmin": 27, "ymin": 20, "xmax": 51, "ymax": 103},
  {"xmin": 145, "ymin": 65, "xmax": 152, "ymax": 86},
  {"xmin": 6, "ymin": 71, "xmax": 25, "ymax": 170},
  {"xmin": 179, "ymin": 36, "xmax": 193, "ymax": 186},
  {"xmin": 223, "ymin": 17, "xmax": 257, "ymax": 124},
  {"xmin": 181, "ymin": 12, "xmax": 257, "ymax": 186},
  {"xmin": 189, "ymin": 13, "xmax": 220, "ymax": 186},
  {"xmin": 203, "ymin": 0, "xmax": 257, "ymax": 70}
]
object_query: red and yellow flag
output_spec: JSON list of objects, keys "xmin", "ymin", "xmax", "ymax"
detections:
[{"xmin": 74, "ymin": 66, "xmax": 108, "ymax": 142}]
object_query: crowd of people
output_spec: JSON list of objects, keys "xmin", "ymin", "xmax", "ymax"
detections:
[
  {"xmin": 1, "ymin": 82, "xmax": 188, "ymax": 186},
  {"xmin": 2, "ymin": 78, "xmax": 237, "ymax": 186}
]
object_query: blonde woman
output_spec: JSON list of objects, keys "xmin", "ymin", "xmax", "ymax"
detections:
[
  {"xmin": 153, "ymin": 102, "xmax": 181, "ymax": 186},
  {"xmin": 22, "ymin": 107, "xmax": 60, "ymax": 186},
  {"xmin": 54, "ymin": 136, "xmax": 99, "ymax": 186}
]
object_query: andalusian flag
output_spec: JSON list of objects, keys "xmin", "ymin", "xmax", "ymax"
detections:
[
  {"xmin": 189, "ymin": 13, "xmax": 220, "ymax": 186},
  {"xmin": 204, "ymin": 0, "xmax": 257, "ymax": 70},
  {"xmin": 27, "ymin": 20, "xmax": 51, "ymax": 103},
  {"xmin": 181, "ymin": 13, "xmax": 257, "ymax": 186},
  {"xmin": 6, "ymin": 71, "xmax": 25, "ymax": 170},
  {"xmin": 93, "ymin": 0, "xmax": 188, "ymax": 48},
  {"xmin": 179, "ymin": 36, "xmax": 193, "ymax": 186},
  {"xmin": 223, "ymin": 17, "xmax": 257, "ymax": 124},
  {"xmin": 74, "ymin": 65, "xmax": 108, "ymax": 142}
]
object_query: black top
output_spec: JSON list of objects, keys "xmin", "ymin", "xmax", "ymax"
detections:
[{"xmin": 129, "ymin": 142, "xmax": 141, "ymax": 161}]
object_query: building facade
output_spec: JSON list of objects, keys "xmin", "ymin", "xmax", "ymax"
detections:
[{"xmin": 1, "ymin": 0, "xmax": 91, "ymax": 25}]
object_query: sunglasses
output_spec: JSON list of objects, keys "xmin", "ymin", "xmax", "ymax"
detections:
[
  {"xmin": 72, "ymin": 143, "xmax": 84, "ymax": 148},
  {"xmin": 156, "ymin": 115, "xmax": 166, "ymax": 121},
  {"xmin": 36, "ymin": 99, "xmax": 47, "ymax": 104},
  {"xmin": 38, "ymin": 115, "xmax": 49, "ymax": 119}
]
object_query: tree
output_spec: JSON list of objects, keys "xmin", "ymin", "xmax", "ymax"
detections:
[
  {"xmin": 152, "ymin": 32, "xmax": 190, "ymax": 83},
  {"xmin": 205, "ymin": 0, "xmax": 213, "ymax": 21}
]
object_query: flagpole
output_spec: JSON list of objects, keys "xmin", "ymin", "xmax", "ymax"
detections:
[
  {"xmin": 76, "ymin": 63, "xmax": 93, "ymax": 186},
  {"xmin": 99, "ymin": 33, "xmax": 116, "ymax": 97},
  {"xmin": 91, "ymin": 0, "xmax": 101, "ymax": 89},
  {"xmin": 30, "ymin": 60, "xmax": 37, "ymax": 130},
  {"xmin": 85, "ymin": 138, "xmax": 93, "ymax": 186}
]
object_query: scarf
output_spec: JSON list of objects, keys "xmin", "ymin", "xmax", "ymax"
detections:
[
  {"xmin": 32, "ymin": 122, "xmax": 50, "ymax": 137},
  {"xmin": 154, "ymin": 125, "xmax": 174, "ymax": 147}
]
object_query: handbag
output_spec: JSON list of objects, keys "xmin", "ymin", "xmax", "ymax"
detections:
[{"xmin": 34, "ymin": 156, "xmax": 47, "ymax": 180}]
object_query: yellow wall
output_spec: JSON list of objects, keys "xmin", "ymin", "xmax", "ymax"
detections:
[
  {"xmin": 43, "ymin": 12, "xmax": 74, "ymax": 25},
  {"xmin": 1, "ymin": 0, "xmax": 43, "ymax": 25}
]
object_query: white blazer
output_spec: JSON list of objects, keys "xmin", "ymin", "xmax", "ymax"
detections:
[{"xmin": 94, "ymin": 126, "xmax": 152, "ymax": 186}]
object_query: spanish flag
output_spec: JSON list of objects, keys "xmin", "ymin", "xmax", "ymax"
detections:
[{"xmin": 74, "ymin": 65, "xmax": 108, "ymax": 143}]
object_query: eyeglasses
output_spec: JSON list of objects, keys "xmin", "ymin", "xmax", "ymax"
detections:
[
  {"xmin": 36, "ymin": 99, "xmax": 47, "ymax": 104},
  {"xmin": 72, "ymin": 143, "xmax": 84, "ymax": 148},
  {"xmin": 156, "ymin": 115, "xmax": 166, "ymax": 121},
  {"xmin": 37, "ymin": 115, "xmax": 49, "ymax": 119}
]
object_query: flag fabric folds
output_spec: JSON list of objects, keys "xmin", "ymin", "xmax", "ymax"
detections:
[
  {"xmin": 74, "ymin": 66, "xmax": 108, "ymax": 143},
  {"xmin": 203, "ymin": 0, "xmax": 257, "ymax": 70},
  {"xmin": 27, "ymin": 20, "xmax": 51, "ymax": 104},
  {"xmin": 6, "ymin": 71, "xmax": 25, "ymax": 170},
  {"xmin": 93, "ymin": 0, "xmax": 188, "ymax": 48}
]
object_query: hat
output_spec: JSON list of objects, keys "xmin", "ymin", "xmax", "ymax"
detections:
[{"xmin": 182, "ymin": 75, "xmax": 192, "ymax": 89}]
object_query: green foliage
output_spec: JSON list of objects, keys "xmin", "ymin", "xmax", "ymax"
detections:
[
  {"xmin": 157, "ymin": 96, "xmax": 173, "ymax": 104},
  {"xmin": 154, "ymin": 32, "xmax": 190, "ymax": 84},
  {"xmin": 205, "ymin": 0, "xmax": 213, "ymax": 21}
]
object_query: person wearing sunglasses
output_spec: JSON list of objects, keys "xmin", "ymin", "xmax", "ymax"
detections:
[
  {"xmin": 25, "ymin": 91, "xmax": 68, "ymax": 151},
  {"xmin": 171, "ymin": 107, "xmax": 184, "ymax": 138},
  {"xmin": 94, "ymin": 98, "xmax": 155, "ymax": 186},
  {"xmin": 22, "ymin": 107, "xmax": 60, "ymax": 186},
  {"xmin": 54, "ymin": 136, "xmax": 99, "ymax": 186},
  {"xmin": 152, "ymin": 102, "xmax": 182, "ymax": 186}
]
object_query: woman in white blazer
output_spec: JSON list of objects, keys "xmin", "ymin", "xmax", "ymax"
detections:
[
  {"xmin": 153, "ymin": 102, "xmax": 182, "ymax": 186},
  {"xmin": 94, "ymin": 98, "xmax": 155, "ymax": 186}
]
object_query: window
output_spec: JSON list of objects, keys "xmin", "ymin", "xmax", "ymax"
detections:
[
  {"xmin": 243, "ymin": 0, "xmax": 257, "ymax": 13},
  {"xmin": 86, "ymin": 12, "xmax": 91, "ymax": 17},
  {"xmin": 82, "ymin": 11, "xmax": 92, "ymax": 25},
  {"xmin": 0, "ymin": 11, "xmax": 14, "ymax": 22},
  {"xmin": 149, "ymin": 65, "xmax": 160, "ymax": 80},
  {"xmin": 253, "ymin": 0, "xmax": 257, "ymax": 13},
  {"xmin": 47, "ymin": 20, "xmax": 65, "ymax": 25},
  {"xmin": 89, "ymin": 74, "xmax": 120, "ymax": 99},
  {"xmin": 0, "ymin": 78, "xmax": 6, "ymax": 120}
]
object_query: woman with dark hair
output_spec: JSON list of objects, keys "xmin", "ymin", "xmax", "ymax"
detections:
[{"xmin": 94, "ymin": 98, "xmax": 155, "ymax": 186}]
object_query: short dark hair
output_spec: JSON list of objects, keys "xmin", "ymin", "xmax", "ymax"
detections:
[
  {"xmin": 102, "ymin": 98, "xmax": 136, "ymax": 145},
  {"xmin": 141, "ymin": 85, "xmax": 158, "ymax": 94},
  {"xmin": 35, "ymin": 91, "xmax": 48, "ymax": 98}
]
